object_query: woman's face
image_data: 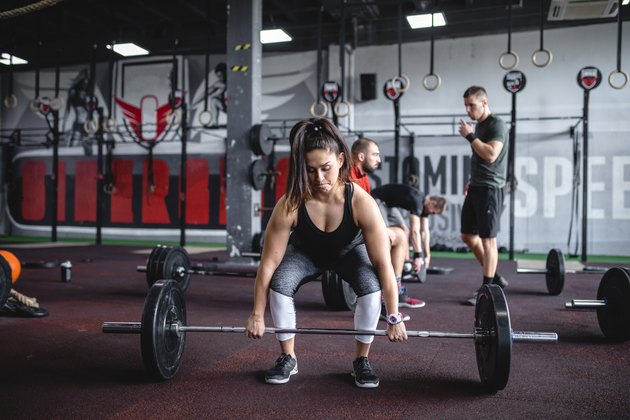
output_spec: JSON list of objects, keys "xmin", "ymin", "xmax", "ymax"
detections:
[{"xmin": 305, "ymin": 148, "xmax": 344, "ymax": 194}]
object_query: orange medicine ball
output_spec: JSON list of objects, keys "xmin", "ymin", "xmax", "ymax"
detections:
[{"xmin": 0, "ymin": 250, "xmax": 21, "ymax": 284}]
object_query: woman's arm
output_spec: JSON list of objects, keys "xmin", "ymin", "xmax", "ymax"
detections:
[{"xmin": 246, "ymin": 196, "xmax": 295, "ymax": 338}]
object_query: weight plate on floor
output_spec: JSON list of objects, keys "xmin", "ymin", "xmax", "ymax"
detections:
[
  {"xmin": 146, "ymin": 245, "xmax": 167, "ymax": 288},
  {"xmin": 0, "ymin": 255, "xmax": 12, "ymax": 309},
  {"xmin": 545, "ymin": 248, "xmax": 565, "ymax": 295},
  {"xmin": 596, "ymin": 267, "xmax": 630, "ymax": 342},
  {"xmin": 321, "ymin": 270, "xmax": 357, "ymax": 311},
  {"xmin": 160, "ymin": 246, "xmax": 192, "ymax": 292},
  {"xmin": 141, "ymin": 280, "xmax": 187, "ymax": 380},
  {"xmin": 475, "ymin": 284, "xmax": 512, "ymax": 391}
]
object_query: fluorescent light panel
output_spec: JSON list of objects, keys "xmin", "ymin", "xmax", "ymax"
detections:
[
  {"xmin": 0, "ymin": 53, "xmax": 28, "ymax": 65},
  {"xmin": 260, "ymin": 28, "xmax": 292, "ymax": 44},
  {"xmin": 106, "ymin": 42, "xmax": 149, "ymax": 57},
  {"xmin": 406, "ymin": 12, "xmax": 446, "ymax": 29},
  {"xmin": 622, "ymin": 0, "xmax": 629, "ymax": 5}
]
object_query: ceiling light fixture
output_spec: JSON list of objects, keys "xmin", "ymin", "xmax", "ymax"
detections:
[
  {"xmin": 0, "ymin": 53, "xmax": 28, "ymax": 65},
  {"xmin": 406, "ymin": 12, "xmax": 447, "ymax": 29},
  {"xmin": 260, "ymin": 28, "xmax": 292, "ymax": 44},
  {"xmin": 106, "ymin": 43, "xmax": 150, "ymax": 57}
]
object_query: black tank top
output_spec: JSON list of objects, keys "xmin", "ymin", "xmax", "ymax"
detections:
[{"xmin": 290, "ymin": 182, "xmax": 364, "ymax": 263}]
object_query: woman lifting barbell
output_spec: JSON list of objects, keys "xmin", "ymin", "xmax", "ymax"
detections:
[{"xmin": 245, "ymin": 117, "xmax": 407, "ymax": 389}]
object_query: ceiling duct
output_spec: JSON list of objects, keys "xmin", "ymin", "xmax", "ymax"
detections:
[{"xmin": 548, "ymin": 0, "xmax": 619, "ymax": 21}]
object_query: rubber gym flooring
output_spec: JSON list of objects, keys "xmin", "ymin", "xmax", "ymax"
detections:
[{"xmin": 1, "ymin": 243, "xmax": 629, "ymax": 419}]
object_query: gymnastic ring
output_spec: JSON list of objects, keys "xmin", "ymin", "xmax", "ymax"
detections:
[
  {"xmin": 167, "ymin": 109, "xmax": 181, "ymax": 126},
  {"xmin": 333, "ymin": 100, "xmax": 351, "ymax": 118},
  {"xmin": 390, "ymin": 74, "xmax": 411, "ymax": 93},
  {"xmin": 309, "ymin": 100, "xmax": 328, "ymax": 118},
  {"xmin": 422, "ymin": 73, "xmax": 442, "ymax": 91},
  {"xmin": 531, "ymin": 48, "xmax": 553, "ymax": 68},
  {"xmin": 29, "ymin": 98, "xmax": 41, "ymax": 113},
  {"xmin": 3, "ymin": 94, "xmax": 17, "ymax": 109},
  {"xmin": 198, "ymin": 110, "xmax": 213, "ymax": 128},
  {"xmin": 102, "ymin": 118, "xmax": 118, "ymax": 133},
  {"xmin": 608, "ymin": 69, "xmax": 628, "ymax": 90},
  {"xmin": 49, "ymin": 96, "xmax": 65, "ymax": 111},
  {"xmin": 83, "ymin": 118, "xmax": 99, "ymax": 135},
  {"xmin": 499, "ymin": 51, "xmax": 519, "ymax": 70}
]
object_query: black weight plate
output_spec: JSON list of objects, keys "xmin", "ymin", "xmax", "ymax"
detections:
[
  {"xmin": 141, "ymin": 280, "xmax": 187, "ymax": 380},
  {"xmin": 596, "ymin": 267, "xmax": 630, "ymax": 342},
  {"xmin": 250, "ymin": 124, "xmax": 273, "ymax": 156},
  {"xmin": 545, "ymin": 248, "xmax": 565, "ymax": 295},
  {"xmin": 160, "ymin": 247, "xmax": 191, "ymax": 292},
  {"xmin": 146, "ymin": 245, "xmax": 167, "ymax": 288},
  {"xmin": 0, "ymin": 255, "xmax": 12, "ymax": 309},
  {"xmin": 249, "ymin": 159, "xmax": 266, "ymax": 191},
  {"xmin": 321, "ymin": 270, "xmax": 356, "ymax": 311},
  {"xmin": 475, "ymin": 284, "xmax": 512, "ymax": 391}
]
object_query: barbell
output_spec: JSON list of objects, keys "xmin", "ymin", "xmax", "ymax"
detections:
[
  {"xmin": 103, "ymin": 280, "xmax": 557, "ymax": 391},
  {"xmin": 564, "ymin": 267, "xmax": 630, "ymax": 342},
  {"xmin": 137, "ymin": 245, "xmax": 260, "ymax": 292},
  {"xmin": 516, "ymin": 248, "xmax": 567, "ymax": 295}
]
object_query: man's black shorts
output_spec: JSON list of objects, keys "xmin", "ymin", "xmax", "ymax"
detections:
[{"xmin": 460, "ymin": 185, "xmax": 504, "ymax": 238}]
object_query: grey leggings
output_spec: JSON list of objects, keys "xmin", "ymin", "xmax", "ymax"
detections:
[
  {"xmin": 269, "ymin": 243, "xmax": 382, "ymax": 298},
  {"xmin": 269, "ymin": 243, "xmax": 383, "ymax": 343}
]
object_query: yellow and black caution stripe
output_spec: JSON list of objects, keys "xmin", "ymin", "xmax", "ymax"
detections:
[
  {"xmin": 234, "ymin": 43, "xmax": 251, "ymax": 51},
  {"xmin": 231, "ymin": 65, "xmax": 249, "ymax": 72}
]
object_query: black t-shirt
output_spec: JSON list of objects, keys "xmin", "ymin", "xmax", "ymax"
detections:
[
  {"xmin": 470, "ymin": 114, "xmax": 508, "ymax": 187},
  {"xmin": 371, "ymin": 184, "xmax": 427, "ymax": 217}
]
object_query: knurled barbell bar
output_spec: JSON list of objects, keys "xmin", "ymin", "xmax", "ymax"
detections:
[
  {"xmin": 564, "ymin": 267, "xmax": 630, "ymax": 342},
  {"xmin": 103, "ymin": 280, "xmax": 557, "ymax": 391},
  {"xmin": 516, "ymin": 248, "xmax": 567, "ymax": 295}
]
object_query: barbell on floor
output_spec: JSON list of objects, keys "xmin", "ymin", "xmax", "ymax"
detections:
[
  {"xmin": 516, "ymin": 248, "xmax": 567, "ymax": 295},
  {"xmin": 137, "ymin": 245, "xmax": 260, "ymax": 291},
  {"xmin": 102, "ymin": 280, "xmax": 557, "ymax": 391},
  {"xmin": 564, "ymin": 267, "xmax": 630, "ymax": 342}
]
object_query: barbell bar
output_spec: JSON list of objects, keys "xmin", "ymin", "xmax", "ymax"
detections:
[
  {"xmin": 102, "ymin": 280, "xmax": 558, "ymax": 391},
  {"xmin": 563, "ymin": 266, "xmax": 630, "ymax": 342}
]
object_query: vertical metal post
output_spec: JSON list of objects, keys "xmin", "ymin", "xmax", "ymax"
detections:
[
  {"xmin": 51, "ymin": 110, "xmax": 59, "ymax": 242},
  {"xmin": 225, "ymin": 0, "xmax": 262, "ymax": 259},
  {"xmin": 508, "ymin": 94, "xmax": 516, "ymax": 260},
  {"xmin": 180, "ymin": 102, "xmax": 188, "ymax": 247},
  {"xmin": 581, "ymin": 89, "xmax": 589, "ymax": 263},
  {"xmin": 393, "ymin": 100, "xmax": 400, "ymax": 183},
  {"xmin": 96, "ymin": 107, "xmax": 104, "ymax": 245}
]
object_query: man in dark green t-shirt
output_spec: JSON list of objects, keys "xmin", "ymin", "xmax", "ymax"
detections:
[{"xmin": 458, "ymin": 86, "xmax": 509, "ymax": 305}]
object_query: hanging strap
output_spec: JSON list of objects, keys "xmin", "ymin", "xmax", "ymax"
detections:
[
  {"xmin": 499, "ymin": 1, "xmax": 519, "ymax": 70},
  {"xmin": 422, "ymin": 2, "xmax": 441, "ymax": 91},
  {"xmin": 310, "ymin": 2, "xmax": 328, "ymax": 118},
  {"xmin": 608, "ymin": 3, "xmax": 628, "ymax": 89},
  {"xmin": 532, "ymin": 0, "xmax": 553, "ymax": 67}
]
